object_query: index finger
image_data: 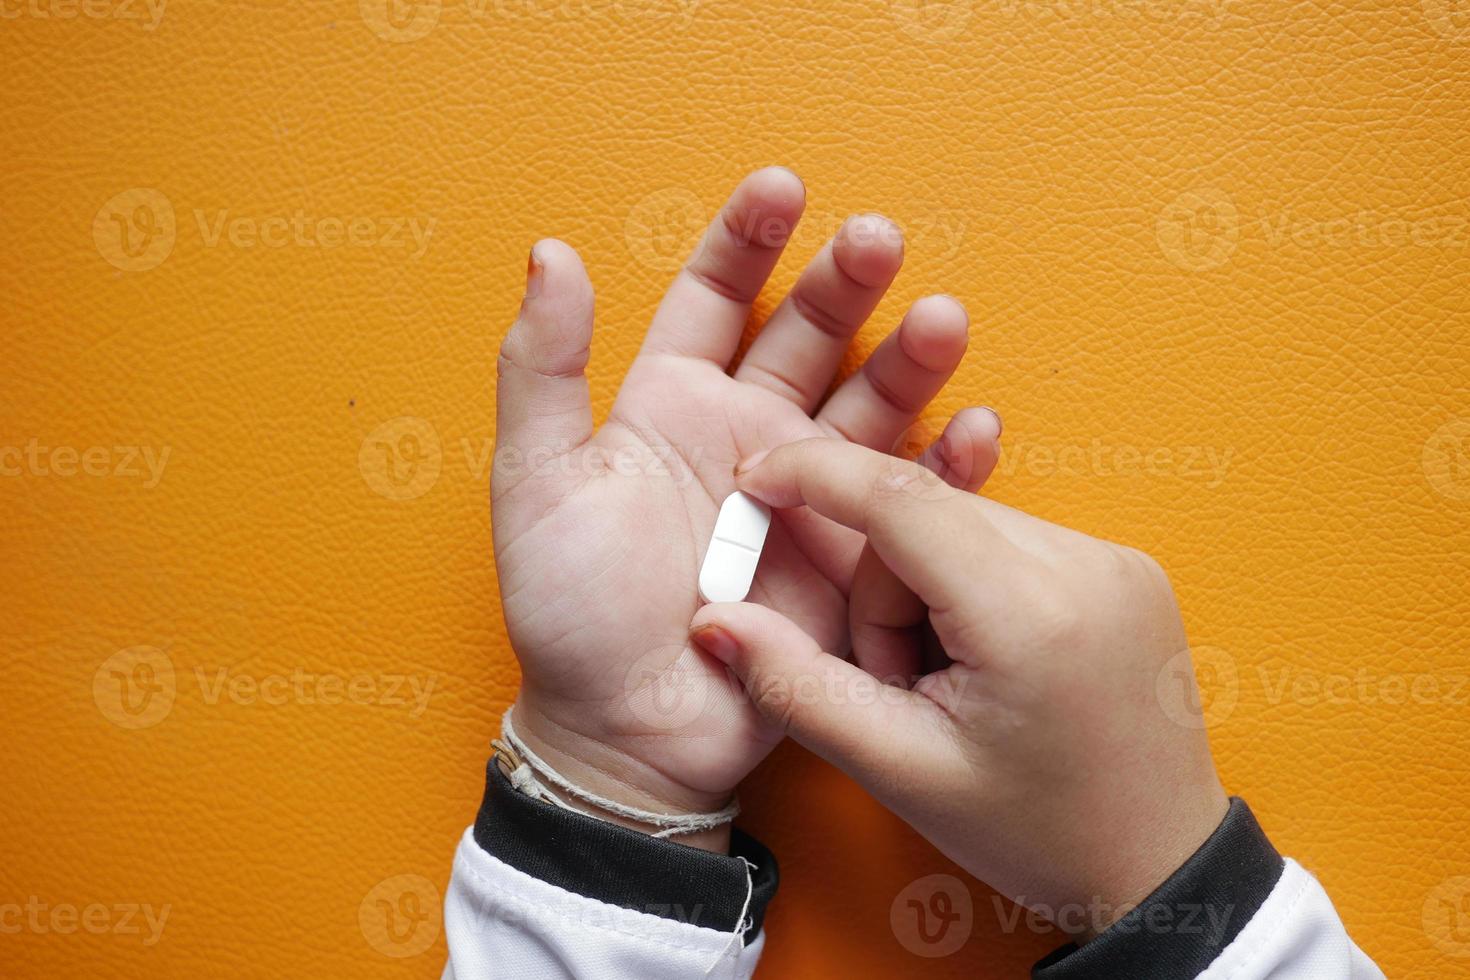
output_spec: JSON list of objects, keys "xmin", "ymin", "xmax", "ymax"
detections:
[{"xmin": 734, "ymin": 438, "xmax": 1009, "ymax": 607}]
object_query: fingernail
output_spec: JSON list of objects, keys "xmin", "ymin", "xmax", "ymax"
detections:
[
  {"xmin": 982, "ymin": 406, "xmax": 1003, "ymax": 437},
  {"xmin": 735, "ymin": 449, "xmax": 769, "ymax": 475},
  {"xmin": 691, "ymin": 624, "xmax": 739, "ymax": 665},
  {"xmin": 525, "ymin": 246, "xmax": 544, "ymax": 300}
]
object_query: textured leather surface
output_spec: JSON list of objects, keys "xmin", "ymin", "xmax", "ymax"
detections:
[{"xmin": 2, "ymin": 1, "xmax": 1468, "ymax": 977}]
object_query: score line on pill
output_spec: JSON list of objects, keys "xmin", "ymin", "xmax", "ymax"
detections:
[{"xmin": 698, "ymin": 491, "xmax": 771, "ymax": 603}]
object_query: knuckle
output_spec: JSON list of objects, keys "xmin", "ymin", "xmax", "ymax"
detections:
[
  {"xmin": 1004, "ymin": 553, "xmax": 1088, "ymax": 651},
  {"xmin": 781, "ymin": 437, "xmax": 825, "ymax": 469},
  {"xmin": 496, "ymin": 336, "xmax": 523, "ymax": 376},
  {"xmin": 1030, "ymin": 588, "xmax": 1086, "ymax": 650},
  {"xmin": 1133, "ymin": 546, "xmax": 1166, "ymax": 580},
  {"xmin": 498, "ymin": 330, "xmax": 588, "ymax": 381},
  {"xmin": 866, "ymin": 456, "xmax": 942, "ymax": 506},
  {"xmin": 1116, "ymin": 544, "xmax": 1170, "ymax": 593},
  {"xmin": 749, "ymin": 673, "xmax": 800, "ymax": 732}
]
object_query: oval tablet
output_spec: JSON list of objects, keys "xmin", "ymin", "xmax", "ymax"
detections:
[{"xmin": 698, "ymin": 491, "xmax": 771, "ymax": 603}]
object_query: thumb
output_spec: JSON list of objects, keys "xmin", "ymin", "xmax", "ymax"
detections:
[
  {"xmin": 690, "ymin": 602, "xmax": 927, "ymax": 781},
  {"xmin": 495, "ymin": 239, "xmax": 595, "ymax": 470}
]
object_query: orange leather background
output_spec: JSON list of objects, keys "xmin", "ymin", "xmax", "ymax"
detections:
[{"xmin": 3, "ymin": 0, "xmax": 1469, "ymax": 976}]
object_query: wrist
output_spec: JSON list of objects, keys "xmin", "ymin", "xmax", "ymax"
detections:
[
  {"xmin": 1032, "ymin": 797, "xmax": 1284, "ymax": 978},
  {"xmin": 508, "ymin": 695, "xmax": 736, "ymax": 853},
  {"xmin": 1074, "ymin": 782, "xmax": 1230, "ymax": 939}
]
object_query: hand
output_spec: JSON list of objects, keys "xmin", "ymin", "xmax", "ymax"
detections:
[
  {"xmin": 492, "ymin": 169, "xmax": 1003, "ymax": 849},
  {"xmin": 690, "ymin": 438, "xmax": 1228, "ymax": 923}
]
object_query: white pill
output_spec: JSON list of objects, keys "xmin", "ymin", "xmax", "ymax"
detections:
[{"xmin": 697, "ymin": 491, "xmax": 771, "ymax": 604}]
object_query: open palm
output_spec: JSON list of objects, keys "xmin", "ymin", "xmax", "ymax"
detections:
[{"xmin": 492, "ymin": 169, "xmax": 1000, "ymax": 815}]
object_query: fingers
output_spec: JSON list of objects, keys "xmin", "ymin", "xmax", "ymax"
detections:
[
  {"xmin": 735, "ymin": 438, "xmax": 1009, "ymax": 608},
  {"xmin": 495, "ymin": 239, "xmax": 596, "ymax": 461},
  {"xmin": 776, "ymin": 408, "xmax": 1003, "ymax": 596},
  {"xmin": 640, "ymin": 167, "xmax": 806, "ymax": 366},
  {"xmin": 734, "ymin": 214, "xmax": 904, "ymax": 411},
  {"xmin": 690, "ymin": 602, "xmax": 930, "ymax": 777},
  {"xmin": 816, "ymin": 295, "xmax": 970, "ymax": 450},
  {"xmin": 848, "ymin": 542, "xmax": 927, "ymax": 684},
  {"xmin": 912, "ymin": 407, "xmax": 1003, "ymax": 494},
  {"xmin": 736, "ymin": 437, "xmax": 955, "ymax": 533},
  {"xmin": 846, "ymin": 410, "xmax": 1001, "ymax": 676}
]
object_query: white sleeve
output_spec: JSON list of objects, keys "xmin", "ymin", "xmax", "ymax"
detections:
[
  {"xmin": 448, "ymin": 760, "xmax": 1379, "ymax": 980},
  {"xmin": 1034, "ymin": 798, "xmax": 1383, "ymax": 979},
  {"xmin": 442, "ymin": 829, "xmax": 764, "ymax": 980},
  {"xmin": 442, "ymin": 759, "xmax": 776, "ymax": 980},
  {"xmin": 1198, "ymin": 859, "xmax": 1383, "ymax": 980}
]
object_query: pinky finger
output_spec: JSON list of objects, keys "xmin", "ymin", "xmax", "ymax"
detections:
[{"xmin": 913, "ymin": 406, "xmax": 1003, "ymax": 493}]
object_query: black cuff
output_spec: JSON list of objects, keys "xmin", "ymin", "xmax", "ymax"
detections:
[
  {"xmin": 472, "ymin": 757, "xmax": 778, "ymax": 942},
  {"xmin": 1032, "ymin": 797, "xmax": 1284, "ymax": 980}
]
